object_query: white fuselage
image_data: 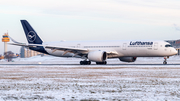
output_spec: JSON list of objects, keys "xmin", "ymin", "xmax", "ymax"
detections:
[{"xmin": 44, "ymin": 40, "xmax": 177, "ymax": 58}]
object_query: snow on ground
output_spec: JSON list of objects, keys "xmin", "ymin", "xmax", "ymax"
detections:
[{"xmin": 0, "ymin": 56, "xmax": 180, "ymax": 100}]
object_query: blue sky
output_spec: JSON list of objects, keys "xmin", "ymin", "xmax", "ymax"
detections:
[{"xmin": 0, "ymin": 0, "xmax": 180, "ymax": 54}]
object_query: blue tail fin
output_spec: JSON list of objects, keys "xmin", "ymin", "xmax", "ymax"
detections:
[{"xmin": 21, "ymin": 20, "xmax": 43, "ymax": 44}]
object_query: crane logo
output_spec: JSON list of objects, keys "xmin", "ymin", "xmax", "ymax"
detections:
[{"xmin": 27, "ymin": 31, "xmax": 36, "ymax": 42}]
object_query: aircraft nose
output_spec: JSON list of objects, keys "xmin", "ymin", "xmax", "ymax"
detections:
[{"xmin": 172, "ymin": 48, "xmax": 178, "ymax": 55}]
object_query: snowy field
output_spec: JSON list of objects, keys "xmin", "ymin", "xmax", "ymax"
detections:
[{"xmin": 0, "ymin": 56, "xmax": 180, "ymax": 100}]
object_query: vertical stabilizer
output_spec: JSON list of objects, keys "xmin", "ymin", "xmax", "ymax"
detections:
[{"xmin": 21, "ymin": 20, "xmax": 43, "ymax": 44}]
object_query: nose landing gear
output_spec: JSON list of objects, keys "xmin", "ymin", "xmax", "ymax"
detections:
[{"xmin": 163, "ymin": 56, "xmax": 169, "ymax": 65}]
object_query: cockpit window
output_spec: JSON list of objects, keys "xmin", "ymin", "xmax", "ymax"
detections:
[{"xmin": 165, "ymin": 44, "xmax": 172, "ymax": 47}]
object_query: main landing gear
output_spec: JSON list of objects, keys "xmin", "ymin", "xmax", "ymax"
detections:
[
  {"xmin": 96, "ymin": 61, "xmax": 107, "ymax": 65},
  {"xmin": 80, "ymin": 61, "xmax": 91, "ymax": 65},
  {"xmin": 163, "ymin": 57, "xmax": 169, "ymax": 65},
  {"xmin": 80, "ymin": 60, "xmax": 107, "ymax": 65}
]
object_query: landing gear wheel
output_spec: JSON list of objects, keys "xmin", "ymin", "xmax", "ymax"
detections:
[
  {"xmin": 87, "ymin": 61, "xmax": 91, "ymax": 65},
  {"xmin": 163, "ymin": 61, "xmax": 167, "ymax": 65},
  {"xmin": 104, "ymin": 61, "xmax": 107, "ymax": 65},
  {"xmin": 96, "ymin": 61, "xmax": 107, "ymax": 65},
  {"xmin": 80, "ymin": 61, "xmax": 91, "ymax": 65},
  {"xmin": 80, "ymin": 61, "xmax": 83, "ymax": 65}
]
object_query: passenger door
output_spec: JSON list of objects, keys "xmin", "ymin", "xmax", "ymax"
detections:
[
  {"xmin": 122, "ymin": 43, "xmax": 126, "ymax": 50},
  {"xmin": 154, "ymin": 43, "xmax": 158, "ymax": 50}
]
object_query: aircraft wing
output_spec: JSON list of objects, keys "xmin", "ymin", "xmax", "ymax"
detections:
[
  {"xmin": 9, "ymin": 36, "xmax": 23, "ymax": 44},
  {"xmin": 9, "ymin": 43, "xmax": 89, "ymax": 56},
  {"xmin": 45, "ymin": 46, "xmax": 118, "ymax": 55},
  {"xmin": 45, "ymin": 45, "xmax": 88, "ymax": 55},
  {"xmin": 8, "ymin": 43, "xmax": 43, "ymax": 47},
  {"xmin": 9, "ymin": 43, "xmax": 118, "ymax": 56},
  {"xmin": 45, "ymin": 46, "xmax": 118, "ymax": 56}
]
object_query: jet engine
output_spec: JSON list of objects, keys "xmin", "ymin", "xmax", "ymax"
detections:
[
  {"xmin": 119, "ymin": 57, "xmax": 137, "ymax": 62},
  {"xmin": 88, "ymin": 50, "xmax": 107, "ymax": 62}
]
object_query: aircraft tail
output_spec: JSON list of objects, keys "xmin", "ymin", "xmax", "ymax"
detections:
[{"xmin": 21, "ymin": 20, "xmax": 43, "ymax": 44}]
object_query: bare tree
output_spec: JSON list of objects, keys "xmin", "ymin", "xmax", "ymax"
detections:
[{"xmin": 4, "ymin": 51, "xmax": 14, "ymax": 62}]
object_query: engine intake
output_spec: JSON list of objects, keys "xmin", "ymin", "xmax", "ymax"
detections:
[{"xmin": 88, "ymin": 50, "xmax": 107, "ymax": 62}]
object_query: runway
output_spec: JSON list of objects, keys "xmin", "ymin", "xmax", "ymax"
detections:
[
  {"xmin": 0, "ymin": 63, "xmax": 180, "ymax": 66},
  {"xmin": 1, "ymin": 55, "xmax": 180, "ymax": 66}
]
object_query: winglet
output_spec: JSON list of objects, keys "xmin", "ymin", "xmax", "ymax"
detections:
[{"xmin": 9, "ymin": 36, "xmax": 24, "ymax": 44}]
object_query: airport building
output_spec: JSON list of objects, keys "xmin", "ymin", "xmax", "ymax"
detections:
[{"xmin": 20, "ymin": 46, "xmax": 45, "ymax": 58}]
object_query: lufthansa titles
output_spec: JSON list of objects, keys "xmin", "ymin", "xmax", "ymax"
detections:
[{"xmin": 130, "ymin": 41, "xmax": 153, "ymax": 45}]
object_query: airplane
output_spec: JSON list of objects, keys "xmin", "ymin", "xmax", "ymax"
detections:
[{"xmin": 9, "ymin": 20, "xmax": 178, "ymax": 65}]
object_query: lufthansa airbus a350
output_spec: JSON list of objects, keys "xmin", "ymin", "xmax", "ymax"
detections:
[{"xmin": 10, "ymin": 20, "xmax": 177, "ymax": 65}]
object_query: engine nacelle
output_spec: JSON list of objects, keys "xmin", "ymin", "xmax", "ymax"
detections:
[
  {"xmin": 119, "ymin": 57, "xmax": 137, "ymax": 62},
  {"xmin": 88, "ymin": 50, "xmax": 107, "ymax": 62}
]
